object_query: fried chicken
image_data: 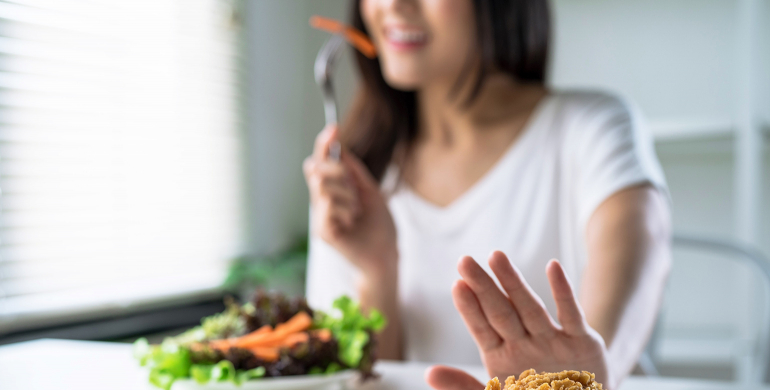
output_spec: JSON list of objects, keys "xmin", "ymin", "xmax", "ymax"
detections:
[{"xmin": 485, "ymin": 369, "xmax": 603, "ymax": 390}]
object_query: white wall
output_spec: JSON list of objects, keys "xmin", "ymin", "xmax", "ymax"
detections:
[
  {"xmin": 758, "ymin": 0, "xmax": 770, "ymax": 128},
  {"xmin": 243, "ymin": 0, "xmax": 350, "ymax": 255},
  {"xmin": 550, "ymin": 0, "xmax": 769, "ymax": 377},
  {"xmin": 550, "ymin": 0, "xmax": 738, "ymax": 126}
]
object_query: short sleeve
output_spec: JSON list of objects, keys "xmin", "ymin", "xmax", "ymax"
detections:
[
  {"xmin": 566, "ymin": 93, "xmax": 668, "ymax": 229},
  {"xmin": 305, "ymin": 210, "xmax": 360, "ymax": 311}
]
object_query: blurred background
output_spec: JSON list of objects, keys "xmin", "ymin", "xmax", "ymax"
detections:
[{"xmin": 0, "ymin": 0, "xmax": 768, "ymax": 384}]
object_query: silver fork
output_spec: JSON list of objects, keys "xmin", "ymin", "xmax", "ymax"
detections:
[{"xmin": 314, "ymin": 34, "xmax": 345, "ymax": 161}]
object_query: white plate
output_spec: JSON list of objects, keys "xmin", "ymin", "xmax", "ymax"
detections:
[{"xmin": 170, "ymin": 370, "xmax": 359, "ymax": 390}]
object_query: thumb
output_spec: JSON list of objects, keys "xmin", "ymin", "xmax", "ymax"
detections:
[
  {"xmin": 425, "ymin": 365, "xmax": 484, "ymax": 390},
  {"xmin": 312, "ymin": 123, "xmax": 339, "ymax": 161}
]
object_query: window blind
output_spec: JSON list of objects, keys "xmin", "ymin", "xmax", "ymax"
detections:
[{"xmin": 0, "ymin": 0, "xmax": 244, "ymax": 333}]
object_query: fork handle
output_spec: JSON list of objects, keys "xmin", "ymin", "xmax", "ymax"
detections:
[
  {"xmin": 323, "ymin": 98, "xmax": 338, "ymax": 127},
  {"xmin": 328, "ymin": 140, "xmax": 341, "ymax": 161},
  {"xmin": 323, "ymin": 94, "xmax": 341, "ymax": 161}
]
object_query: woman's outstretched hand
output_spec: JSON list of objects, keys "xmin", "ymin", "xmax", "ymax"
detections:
[
  {"xmin": 426, "ymin": 251, "xmax": 611, "ymax": 390},
  {"xmin": 303, "ymin": 124, "xmax": 398, "ymax": 277}
]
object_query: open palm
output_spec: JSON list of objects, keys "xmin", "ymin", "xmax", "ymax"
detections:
[{"xmin": 426, "ymin": 252, "xmax": 611, "ymax": 390}]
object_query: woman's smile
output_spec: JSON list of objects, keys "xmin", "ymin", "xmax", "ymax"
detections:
[
  {"xmin": 384, "ymin": 25, "xmax": 429, "ymax": 51},
  {"xmin": 362, "ymin": 0, "xmax": 475, "ymax": 89}
]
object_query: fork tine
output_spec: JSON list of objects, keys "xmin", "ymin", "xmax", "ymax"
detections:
[
  {"xmin": 329, "ymin": 34, "xmax": 344, "ymax": 55},
  {"xmin": 315, "ymin": 36, "xmax": 339, "ymax": 79},
  {"xmin": 324, "ymin": 36, "xmax": 344, "ymax": 69},
  {"xmin": 314, "ymin": 39, "xmax": 333, "ymax": 81},
  {"xmin": 319, "ymin": 35, "xmax": 335, "ymax": 60},
  {"xmin": 315, "ymin": 35, "xmax": 345, "ymax": 83},
  {"xmin": 314, "ymin": 35, "xmax": 346, "ymax": 137}
]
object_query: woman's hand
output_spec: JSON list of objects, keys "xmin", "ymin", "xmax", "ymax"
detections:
[
  {"xmin": 303, "ymin": 124, "xmax": 398, "ymax": 278},
  {"xmin": 427, "ymin": 251, "xmax": 611, "ymax": 389},
  {"xmin": 304, "ymin": 124, "xmax": 403, "ymax": 359}
]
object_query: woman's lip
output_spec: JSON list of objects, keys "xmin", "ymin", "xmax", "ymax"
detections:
[
  {"xmin": 383, "ymin": 25, "xmax": 428, "ymax": 52},
  {"xmin": 385, "ymin": 39, "xmax": 427, "ymax": 51}
]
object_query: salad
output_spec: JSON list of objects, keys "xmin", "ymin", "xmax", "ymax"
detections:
[{"xmin": 133, "ymin": 293, "xmax": 386, "ymax": 390}]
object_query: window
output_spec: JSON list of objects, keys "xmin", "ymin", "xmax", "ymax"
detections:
[{"xmin": 0, "ymin": 0, "xmax": 243, "ymax": 334}]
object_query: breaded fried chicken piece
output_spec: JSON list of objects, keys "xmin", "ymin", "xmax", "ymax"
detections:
[
  {"xmin": 485, "ymin": 377, "xmax": 502, "ymax": 390},
  {"xmin": 485, "ymin": 369, "xmax": 603, "ymax": 390}
]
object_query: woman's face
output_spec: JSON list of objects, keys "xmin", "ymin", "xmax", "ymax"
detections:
[{"xmin": 361, "ymin": 0, "xmax": 477, "ymax": 90}]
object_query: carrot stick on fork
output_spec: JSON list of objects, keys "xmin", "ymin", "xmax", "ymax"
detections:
[{"xmin": 310, "ymin": 15, "xmax": 377, "ymax": 59}]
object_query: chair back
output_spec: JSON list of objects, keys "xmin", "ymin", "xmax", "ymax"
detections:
[{"xmin": 645, "ymin": 234, "xmax": 770, "ymax": 383}]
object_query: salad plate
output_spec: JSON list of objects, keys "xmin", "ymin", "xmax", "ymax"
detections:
[
  {"xmin": 134, "ymin": 293, "xmax": 384, "ymax": 390},
  {"xmin": 170, "ymin": 369, "xmax": 357, "ymax": 390}
]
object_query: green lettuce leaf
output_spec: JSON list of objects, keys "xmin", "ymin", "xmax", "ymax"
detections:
[
  {"xmin": 133, "ymin": 338, "xmax": 266, "ymax": 389},
  {"xmin": 314, "ymin": 295, "xmax": 387, "ymax": 368},
  {"xmin": 190, "ymin": 364, "xmax": 213, "ymax": 384},
  {"xmin": 237, "ymin": 367, "xmax": 267, "ymax": 383}
]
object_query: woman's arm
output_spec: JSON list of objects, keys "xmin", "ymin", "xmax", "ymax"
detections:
[
  {"xmin": 358, "ymin": 255, "xmax": 402, "ymax": 360},
  {"xmin": 581, "ymin": 184, "xmax": 671, "ymax": 382},
  {"xmin": 304, "ymin": 124, "xmax": 403, "ymax": 360}
]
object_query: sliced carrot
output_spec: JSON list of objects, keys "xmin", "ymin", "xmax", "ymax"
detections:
[
  {"xmin": 312, "ymin": 328, "xmax": 332, "ymax": 342},
  {"xmin": 206, "ymin": 324, "xmax": 272, "ymax": 351},
  {"xmin": 231, "ymin": 324, "xmax": 272, "ymax": 345},
  {"xmin": 208, "ymin": 339, "xmax": 232, "ymax": 350},
  {"xmin": 309, "ymin": 15, "xmax": 377, "ymax": 59},
  {"xmin": 233, "ymin": 312, "xmax": 313, "ymax": 349},
  {"xmin": 233, "ymin": 337, "xmax": 268, "ymax": 349},
  {"xmin": 249, "ymin": 347, "xmax": 280, "ymax": 362},
  {"xmin": 274, "ymin": 312, "xmax": 313, "ymax": 335},
  {"xmin": 258, "ymin": 332, "xmax": 309, "ymax": 348},
  {"xmin": 282, "ymin": 332, "xmax": 310, "ymax": 347},
  {"xmin": 254, "ymin": 324, "xmax": 273, "ymax": 335}
]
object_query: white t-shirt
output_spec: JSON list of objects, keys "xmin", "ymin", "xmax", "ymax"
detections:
[{"xmin": 305, "ymin": 90, "xmax": 667, "ymax": 366}]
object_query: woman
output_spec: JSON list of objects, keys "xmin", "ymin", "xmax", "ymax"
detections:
[{"xmin": 303, "ymin": 0, "xmax": 671, "ymax": 389}]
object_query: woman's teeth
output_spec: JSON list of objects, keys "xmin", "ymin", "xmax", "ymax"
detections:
[{"xmin": 387, "ymin": 28, "xmax": 427, "ymax": 44}]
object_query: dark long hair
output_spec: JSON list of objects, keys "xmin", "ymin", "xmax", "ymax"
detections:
[{"xmin": 342, "ymin": 0, "xmax": 550, "ymax": 182}]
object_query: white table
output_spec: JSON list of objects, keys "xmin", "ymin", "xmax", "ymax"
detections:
[{"xmin": 0, "ymin": 339, "xmax": 766, "ymax": 390}]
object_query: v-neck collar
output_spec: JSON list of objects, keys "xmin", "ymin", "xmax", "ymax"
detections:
[{"xmin": 397, "ymin": 94, "xmax": 553, "ymax": 215}]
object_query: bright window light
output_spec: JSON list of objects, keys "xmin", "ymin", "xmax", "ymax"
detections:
[{"xmin": 0, "ymin": 0, "xmax": 244, "ymax": 333}]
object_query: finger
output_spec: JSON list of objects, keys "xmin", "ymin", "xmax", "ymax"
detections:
[
  {"xmin": 318, "ymin": 197, "xmax": 357, "ymax": 230},
  {"xmin": 317, "ymin": 182, "xmax": 358, "ymax": 209},
  {"xmin": 546, "ymin": 259, "xmax": 587, "ymax": 335},
  {"xmin": 452, "ymin": 279, "xmax": 503, "ymax": 351},
  {"xmin": 307, "ymin": 171, "xmax": 358, "ymax": 204},
  {"xmin": 302, "ymin": 156, "xmax": 315, "ymax": 179},
  {"xmin": 457, "ymin": 256, "xmax": 526, "ymax": 340},
  {"xmin": 488, "ymin": 251, "xmax": 556, "ymax": 336},
  {"xmin": 307, "ymin": 173, "xmax": 353, "ymax": 201},
  {"xmin": 312, "ymin": 124, "xmax": 338, "ymax": 161},
  {"xmin": 308, "ymin": 158, "xmax": 351, "ymax": 185},
  {"xmin": 340, "ymin": 146, "xmax": 378, "ymax": 192},
  {"xmin": 306, "ymin": 161, "xmax": 358, "ymax": 205},
  {"xmin": 312, "ymin": 159, "xmax": 349, "ymax": 179},
  {"xmin": 425, "ymin": 365, "xmax": 484, "ymax": 390}
]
